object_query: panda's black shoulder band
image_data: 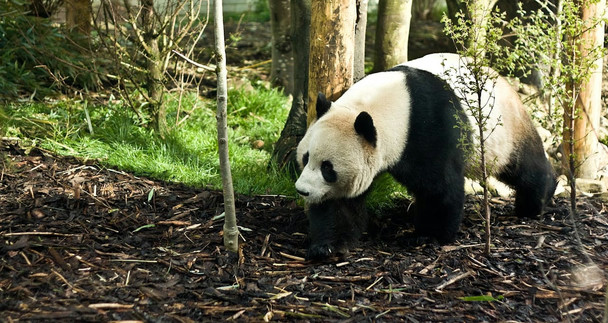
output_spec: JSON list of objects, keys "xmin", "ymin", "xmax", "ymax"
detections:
[{"xmin": 354, "ymin": 111, "xmax": 377, "ymax": 147}]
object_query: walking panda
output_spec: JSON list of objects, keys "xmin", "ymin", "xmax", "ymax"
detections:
[{"xmin": 295, "ymin": 53, "xmax": 557, "ymax": 260}]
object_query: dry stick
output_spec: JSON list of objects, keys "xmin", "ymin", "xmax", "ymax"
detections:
[
  {"xmin": 435, "ymin": 271, "xmax": 472, "ymax": 292},
  {"xmin": 3, "ymin": 232, "xmax": 83, "ymax": 237},
  {"xmin": 213, "ymin": 0, "xmax": 238, "ymax": 253}
]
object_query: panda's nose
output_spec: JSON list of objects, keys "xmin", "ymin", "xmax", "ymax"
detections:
[{"xmin": 296, "ymin": 189, "xmax": 309, "ymax": 197}]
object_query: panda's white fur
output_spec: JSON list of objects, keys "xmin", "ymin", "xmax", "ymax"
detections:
[
  {"xmin": 296, "ymin": 53, "xmax": 556, "ymax": 260},
  {"xmin": 296, "ymin": 71, "xmax": 412, "ymax": 203},
  {"xmin": 404, "ymin": 53, "xmax": 526, "ymax": 174}
]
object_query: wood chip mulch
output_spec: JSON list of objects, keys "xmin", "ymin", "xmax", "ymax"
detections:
[{"xmin": 1, "ymin": 141, "xmax": 607, "ymax": 322}]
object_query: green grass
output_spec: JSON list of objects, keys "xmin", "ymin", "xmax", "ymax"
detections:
[{"xmin": 2, "ymin": 84, "xmax": 295, "ymax": 197}]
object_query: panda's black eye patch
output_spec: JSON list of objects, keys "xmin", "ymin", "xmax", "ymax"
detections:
[
  {"xmin": 321, "ymin": 160, "xmax": 337, "ymax": 183},
  {"xmin": 302, "ymin": 152, "xmax": 309, "ymax": 167}
]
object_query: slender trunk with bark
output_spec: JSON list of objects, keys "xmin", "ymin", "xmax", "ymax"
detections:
[
  {"xmin": 307, "ymin": 0, "xmax": 356, "ymax": 124},
  {"xmin": 563, "ymin": 0, "xmax": 605, "ymax": 179},
  {"xmin": 354, "ymin": 0, "xmax": 368, "ymax": 82},
  {"xmin": 214, "ymin": 0, "xmax": 239, "ymax": 253},
  {"xmin": 141, "ymin": 0, "xmax": 167, "ymax": 136},
  {"xmin": 269, "ymin": 0, "xmax": 294, "ymax": 95},
  {"xmin": 271, "ymin": 0, "xmax": 311, "ymax": 172},
  {"xmin": 373, "ymin": 0, "xmax": 412, "ymax": 72},
  {"xmin": 468, "ymin": 0, "xmax": 498, "ymax": 56}
]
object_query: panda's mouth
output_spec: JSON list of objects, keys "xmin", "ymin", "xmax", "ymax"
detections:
[
  {"xmin": 296, "ymin": 188, "xmax": 309, "ymax": 197},
  {"xmin": 296, "ymin": 189, "xmax": 330, "ymax": 205}
]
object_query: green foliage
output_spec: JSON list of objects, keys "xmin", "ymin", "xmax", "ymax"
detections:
[
  {"xmin": 508, "ymin": 1, "xmax": 606, "ymax": 142},
  {"xmin": 251, "ymin": 0, "xmax": 271, "ymax": 22},
  {"xmin": 0, "ymin": 0, "xmax": 105, "ymax": 100},
  {"xmin": 223, "ymin": 0, "xmax": 270, "ymax": 23},
  {"xmin": 441, "ymin": 1, "xmax": 512, "ymax": 177},
  {"xmin": 367, "ymin": 173, "xmax": 410, "ymax": 212},
  {"xmin": 2, "ymin": 84, "xmax": 295, "ymax": 196}
]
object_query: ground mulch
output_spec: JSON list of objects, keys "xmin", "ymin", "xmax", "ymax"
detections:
[{"xmin": 1, "ymin": 140, "xmax": 607, "ymax": 322}]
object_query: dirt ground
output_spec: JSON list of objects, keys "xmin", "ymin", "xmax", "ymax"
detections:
[{"xmin": 1, "ymin": 138, "xmax": 607, "ymax": 322}]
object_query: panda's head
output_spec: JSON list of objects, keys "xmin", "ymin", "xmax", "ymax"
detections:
[{"xmin": 295, "ymin": 93, "xmax": 378, "ymax": 204}]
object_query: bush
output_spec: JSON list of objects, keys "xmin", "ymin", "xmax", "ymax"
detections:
[{"xmin": 0, "ymin": 0, "xmax": 106, "ymax": 100}]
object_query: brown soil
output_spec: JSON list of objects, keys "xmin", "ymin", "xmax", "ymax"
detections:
[{"xmin": 1, "ymin": 140, "xmax": 607, "ymax": 322}]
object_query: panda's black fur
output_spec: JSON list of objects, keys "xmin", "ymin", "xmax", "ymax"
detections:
[
  {"xmin": 386, "ymin": 65, "xmax": 471, "ymax": 244},
  {"xmin": 296, "ymin": 54, "xmax": 556, "ymax": 260}
]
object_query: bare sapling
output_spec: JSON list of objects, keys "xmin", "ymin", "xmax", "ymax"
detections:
[
  {"xmin": 442, "ymin": 1, "xmax": 506, "ymax": 255},
  {"xmin": 213, "ymin": 0, "xmax": 238, "ymax": 253},
  {"xmin": 92, "ymin": 0, "xmax": 208, "ymax": 136}
]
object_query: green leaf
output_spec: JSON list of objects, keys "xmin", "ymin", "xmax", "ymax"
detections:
[
  {"xmin": 459, "ymin": 295, "xmax": 504, "ymax": 302},
  {"xmin": 147, "ymin": 188, "xmax": 155, "ymax": 202}
]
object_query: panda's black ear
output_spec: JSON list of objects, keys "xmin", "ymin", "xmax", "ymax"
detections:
[
  {"xmin": 316, "ymin": 92, "xmax": 332, "ymax": 118},
  {"xmin": 354, "ymin": 112, "xmax": 377, "ymax": 147}
]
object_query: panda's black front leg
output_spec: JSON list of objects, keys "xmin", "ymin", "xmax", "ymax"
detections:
[{"xmin": 306, "ymin": 195, "xmax": 369, "ymax": 260}]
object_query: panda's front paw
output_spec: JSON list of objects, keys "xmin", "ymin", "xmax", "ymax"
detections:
[{"xmin": 307, "ymin": 243, "xmax": 346, "ymax": 261}]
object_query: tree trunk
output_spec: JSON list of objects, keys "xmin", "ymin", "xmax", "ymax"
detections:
[
  {"xmin": 445, "ymin": 0, "xmax": 467, "ymax": 25},
  {"xmin": 66, "ymin": 0, "xmax": 92, "ymax": 35},
  {"xmin": 468, "ymin": 0, "xmax": 498, "ymax": 54},
  {"xmin": 271, "ymin": 0, "xmax": 311, "ymax": 172},
  {"xmin": 269, "ymin": 0, "xmax": 294, "ymax": 95},
  {"xmin": 30, "ymin": 0, "xmax": 51, "ymax": 17},
  {"xmin": 214, "ymin": 0, "xmax": 239, "ymax": 253},
  {"xmin": 141, "ymin": 0, "xmax": 167, "ymax": 136},
  {"xmin": 354, "ymin": 0, "xmax": 368, "ymax": 82},
  {"xmin": 563, "ymin": 0, "xmax": 605, "ymax": 179},
  {"xmin": 307, "ymin": 0, "xmax": 356, "ymax": 124},
  {"xmin": 372, "ymin": 0, "xmax": 412, "ymax": 72}
]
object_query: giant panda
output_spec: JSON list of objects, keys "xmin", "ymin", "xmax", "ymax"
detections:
[{"xmin": 295, "ymin": 53, "xmax": 557, "ymax": 260}]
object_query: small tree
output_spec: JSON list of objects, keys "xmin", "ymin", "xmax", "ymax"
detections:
[
  {"xmin": 443, "ymin": 1, "xmax": 515, "ymax": 255},
  {"xmin": 372, "ymin": 0, "xmax": 412, "ymax": 72},
  {"xmin": 509, "ymin": 0, "xmax": 606, "ymax": 212},
  {"xmin": 213, "ymin": 0, "xmax": 238, "ymax": 253},
  {"xmin": 93, "ymin": 0, "xmax": 209, "ymax": 137}
]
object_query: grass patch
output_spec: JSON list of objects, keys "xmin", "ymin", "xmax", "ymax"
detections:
[{"xmin": 2, "ymin": 83, "xmax": 294, "ymax": 197}]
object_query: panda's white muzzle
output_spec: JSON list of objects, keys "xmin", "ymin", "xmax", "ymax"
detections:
[{"xmin": 295, "ymin": 167, "xmax": 331, "ymax": 204}]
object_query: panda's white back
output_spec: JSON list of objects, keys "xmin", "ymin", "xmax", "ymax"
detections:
[{"xmin": 402, "ymin": 53, "xmax": 525, "ymax": 174}]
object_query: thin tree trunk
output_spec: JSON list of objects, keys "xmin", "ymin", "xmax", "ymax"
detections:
[
  {"xmin": 563, "ymin": 0, "xmax": 605, "ymax": 179},
  {"xmin": 307, "ymin": 0, "xmax": 356, "ymax": 124},
  {"xmin": 66, "ymin": 0, "xmax": 92, "ymax": 35},
  {"xmin": 271, "ymin": 0, "xmax": 311, "ymax": 172},
  {"xmin": 214, "ymin": 0, "xmax": 238, "ymax": 253},
  {"xmin": 372, "ymin": 0, "xmax": 412, "ymax": 72},
  {"xmin": 141, "ymin": 0, "xmax": 167, "ymax": 136},
  {"xmin": 354, "ymin": 0, "xmax": 369, "ymax": 82},
  {"xmin": 269, "ymin": 0, "xmax": 294, "ymax": 95},
  {"xmin": 468, "ymin": 0, "xmax": 498, "ymax": 56}
]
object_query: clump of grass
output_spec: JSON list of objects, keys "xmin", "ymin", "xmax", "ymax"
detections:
[
  {"xmin": 3, "ymin": 83, "xmax": 294, "ymax": 197},
  {"xmin": 367, "ymin": 173, "xmax": 410, "ymax": 213}
]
